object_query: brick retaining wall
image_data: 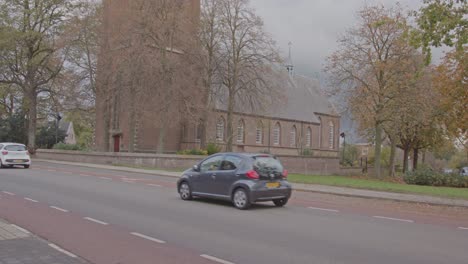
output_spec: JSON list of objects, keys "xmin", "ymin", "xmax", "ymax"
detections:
[{"xmin": 36, "ymin": 149, "xmax": 353, "ymax": 175}]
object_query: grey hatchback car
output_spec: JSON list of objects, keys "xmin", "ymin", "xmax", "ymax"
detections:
[{"xmin": 177, "ymin": 153, "xmax": 292, "ymax": 210}]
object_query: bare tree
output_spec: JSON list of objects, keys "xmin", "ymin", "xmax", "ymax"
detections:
[
  {"xmin": 198, "ymin": 0, "xmax": 223, "ymax": 149},
  {"xmin": 215, "ymin": 0, "xmax": 281, "ymax": 151}
]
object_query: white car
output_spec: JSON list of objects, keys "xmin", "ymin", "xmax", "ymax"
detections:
[
  {"xmin": 0, "ymin": 143, "xmax": 31, "ymax": 169},
  {"xmin": 461, "ymin": 167, "xmax": 468, "ymax": 177}
]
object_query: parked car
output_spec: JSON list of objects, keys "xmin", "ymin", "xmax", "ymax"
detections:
[
  {"xmin": 177, "ymin": 153, "xmax": 292, "ymax": 210},
  {"xmin": 442, "ymin": 168, "xmax": 454, "ymax": 174},
  {"xmin": 461, "ymin": 167, "xmax": 468, "ymax": 177},
  {"xmin": 0, "ymin": 143, "xmax": 31, "ymax": 169}
]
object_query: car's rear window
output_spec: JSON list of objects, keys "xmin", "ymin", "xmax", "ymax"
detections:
[
  {"xmin": 5, "ymin": 145, "xmax": 26, "ymax": 151},
  {"xmin": 253, "ymin": 156, "xmax": 283, "ymax": 176}
]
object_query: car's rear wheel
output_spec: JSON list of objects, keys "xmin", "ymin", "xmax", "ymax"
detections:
[
  {"xmin": 233, "ymin": 188, "xmax": 251, "ymax": 210},
  {"xmin": 179, "ymin": 182, "xmax": 192, "ymax": 200},
  {"xmin": 24, "ymin": 165, "xmax": 30, "ymax": 169},
  {"xmin": 273, "ymin": 198, "xmax": 288, "ymax": 207}
]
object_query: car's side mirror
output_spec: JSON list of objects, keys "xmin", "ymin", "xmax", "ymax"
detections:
[{"xmin": 193, "ymin": 164, "xmax": 199, "ymax": 172}]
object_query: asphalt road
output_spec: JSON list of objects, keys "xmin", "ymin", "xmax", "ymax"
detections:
[{"xmin": 1, "ymin": 161, "xmax": 467, "ymax": 264}]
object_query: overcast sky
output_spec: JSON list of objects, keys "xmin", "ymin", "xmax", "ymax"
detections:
[{"xmin": 250, "ymin": 0, "xmax": 426, "ymax": 79}]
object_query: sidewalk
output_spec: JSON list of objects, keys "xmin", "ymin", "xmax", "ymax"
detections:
[
  {"xmin": 35, "ymin": 159, "xmax": 468, "ymax": 208},
  {"xmin": 0, "ymin": 218, "xmax": 87, "ymax": 264}
]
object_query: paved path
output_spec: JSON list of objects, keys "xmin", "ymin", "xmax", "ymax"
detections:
[
  {"xmin": 1, "ymin": 161, "xmax": 467, "ymax": 264},
  {"xmin": 34, "ymin": 159, "xmax": 468, "ymax": 207},
  {"xmin": 0, "ymin": 218, "xmax": 87, "ymax": 264}
]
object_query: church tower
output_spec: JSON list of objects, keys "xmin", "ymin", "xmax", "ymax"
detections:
[{"xmin": 95, "ymin": 0, "xmax": 202, "ymax": 153}]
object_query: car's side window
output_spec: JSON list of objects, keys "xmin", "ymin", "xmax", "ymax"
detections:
[
  {"xmin": 0, "ymin": 144, "xmax": 3, "ymax": 150},
  {"xmin": 221, "ymin": 156, "xmax": 243, "ymax": 171},
  {"xmin": 200, "ymin": 156, "xmax": 223, "ymax": 172}
]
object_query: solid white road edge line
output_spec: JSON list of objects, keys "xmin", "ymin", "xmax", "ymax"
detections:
[
  {"xmin": 50, "ymin": 206, "xmax": 69, "ymax": 213},
  {"xmin": 48, "ymin": 243, "xmax": 78, "ymax": 258},
  {"xmin": 2, "ymin": 191, "xmax": 15, "ymax": 195},
  {"xmin": 10, "ymin": 224, "xmax": 31, "ymax": 234},
  {"xmin": 458, "ymin": 227, "xmax": 468, "ymax": 230},
  {"xmin": 84, "ymin": 217, "xmax": 109, "ymax": 225},
  {"xmin": 200, "ymin": 254, "xmax": 235, "ymax": 264},
  {"xmin": 147, "ymin": 184, "xmax": 162, "ymax": 187},
  {"xmin": 130, "ymin": 232, "xmax": 166, "ymax": 244},
  {"xmin": 24, "ymin": 197, "xmax": 38, "ymax": 203},
  {"xmin": 79, "ymin": 174, "xmax": 91, "ymax": 177},
  {"xmin": 307, "ymin": 207, "xmax": 339, "ymax": 212},
  {"xmin": 99, "ymin": 177, "xmax": 112, "ymax": 180},
  {"xmin": 373, "ymin": 216, "xmax": 414, "ymax": 223}
]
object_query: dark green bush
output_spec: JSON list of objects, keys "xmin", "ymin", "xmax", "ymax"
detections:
[
  {"xmin": 404, "ymin": 166, "xmax": 468, "ymax": 188},
  {"xmin": 302, "ymin": 148, "xmax": 313, "ymax": 156},
  {"xmin": 206, "ymin": 143, "xmax": 221, "ymax": 155},
  {"xmin": 177, "ymin": 149, "xmax": 208, "ymax": 155}
]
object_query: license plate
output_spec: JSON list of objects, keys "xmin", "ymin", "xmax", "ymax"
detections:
[
  {"xmin": 266, "ymin": 182, "xmax": 280, "ymax": 188},
  {"xmin": 14, "ymin": 160, "xmax": 23, "ymax": 163}
]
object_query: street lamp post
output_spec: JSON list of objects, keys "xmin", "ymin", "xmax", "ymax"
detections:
[
  {"xmin": 340, "ymin": 132, "xmax": 346, "ymax": 164},
  {"xmin": 56, "ymin": 114, "xmax": 62, "ymax": 144}
]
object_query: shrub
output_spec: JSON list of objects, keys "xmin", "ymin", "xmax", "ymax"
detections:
[
  {"xmin": 177, "ymin": 149, "xmax": 208, "ymax": 155},
  {"xmin": 53, "ymin": 143, "xmax": 83, "ymax": 151},
  {"xmin": 302, "ymin": 148, "xmax": 313, "ymax": 156},
  {"xmin": 206, "ymin": 143, "xmax": 221, "ymax": 155},
  {"xmin": 404, "ymin": 166, "xmax": 468, "ymax": 188}
]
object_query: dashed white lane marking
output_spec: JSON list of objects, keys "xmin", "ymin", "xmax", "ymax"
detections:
[
  {"xmin": 458, "ymin": 227, "xmax": 468, "ymax": 230},
  {"xmin": 308, "ymin": 207, "xmax": 339, "ymax": 212},
  {"xmin": 24, "ymin": 197, "xmax": 38, "ymax": 203},
  {"xmin": 50, "ymin": 206, "xmax": 69, "ymax": 213},
  {"xmin": 373, "ymin": 216, "xmax": 414, "ymax": 223},
  {"xmin": 130, "ymin": 232, "xmax": 166, "ymax": 244},
  {"xmin": 2, "ymin": 191, "xmax": 15, "ymax": 195},
  {"xmin": 99, "ymin": 177, "xmax": 112, "ymax": 180},
  {"xmin": 147, "ymin": 184, "xmax": 162, "ymax": 187},
  {"xmin": 62, "ymin": 172, "xmax": 72, "ymax": 174},
  {"xmin": 79, "ymin": 174, "xmax": 91, "ymax": 177},
  {"xmin": 48, "ymin": 243, "xmax": 78, "ymax": 258},
  {"xmin": 47, "ymin": 169, "xmax": 57, "ymax": 172},
  {"xmin": 200, "ymin": 254, "xmax": 235, "ymax": 264},
  {"xmin": 122, "ymin": 180, "xmax": 135, "ymax": 184},
  {"xmin": 11, "ymin": 224, "xmax": 31, "ymax": 234},
  {"xmin": 84, "ymin": 217, "xmax": 109, "ymax": 225}
]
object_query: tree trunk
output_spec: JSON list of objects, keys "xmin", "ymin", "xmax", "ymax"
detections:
[
  {"xmin": 102, "ymin": 96, "xmax": 111, "ymax": 152},
  {"xmin": 413, "ymin": 148, "xmax": 419, "ymax": 170},
  {"xmin": 374, "ymin": 123, "xmax": 383, "ymax": 178},
  {"xmin": 403, "ymin": 147, "xmax": 409, "ymax": 173},
  {"xmin": 25, "ymin": 90, "xmax": 37, "ymax": 154},
  {"xmin": 157, "ymin": 126, "xmax": 166, "ymax": 154},
  {"xmin": 388, "ymin": 136, "xmax": 397, "ymax": 177},
  {"xmin": 128, "ymin": 86, "xmax": 136, "ymax": 153},
  {"xmin": 225, "ymin": 92, "xmax": 235, "ymax": 152}
]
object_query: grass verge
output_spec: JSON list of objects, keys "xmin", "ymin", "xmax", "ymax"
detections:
[{"xmin": 288, "ymin": 174, "xmax": 468, "ymax": 200}]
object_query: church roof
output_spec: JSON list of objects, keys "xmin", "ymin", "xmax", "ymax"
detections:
[{"xmin": 214, "ymin": 69, "xmax": 339, "ymax": 124}]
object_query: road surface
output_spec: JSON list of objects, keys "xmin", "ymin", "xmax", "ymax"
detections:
[{"xmin": 1, "ymin": 161, "xmax": 467, "ymax": 264}]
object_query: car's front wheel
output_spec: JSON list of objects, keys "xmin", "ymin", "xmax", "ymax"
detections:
[
  {"xmin": 24, "ymin": 165, "xmax": 30, "ymax": 169},
  {"xmin": 233, "ymin": 188, "xmax": 251, "ymax": 210},
  {"xmin": 273, "ymin": 198, "xmax": 288, "ymax": 207},
  {"xmin": 179, "ymin": 182, "xmax": 192, "ymax": 200}
]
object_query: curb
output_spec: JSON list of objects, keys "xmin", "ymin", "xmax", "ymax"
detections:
[{"xmin": 33, "ymin": 159, "xmax": 468, "ymax": 208}]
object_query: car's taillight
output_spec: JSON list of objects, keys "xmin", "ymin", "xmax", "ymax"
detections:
[
  {"xmin": 282, "ymin": 169, "xmax": 288, "ymax": 178},
  {"xmin": 246, "ymin": 170, "xmax": 259, "ymax": 180},
  {"xmin": 1, "ymin": 151, "xmax": 8, "ymax": 155}
]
